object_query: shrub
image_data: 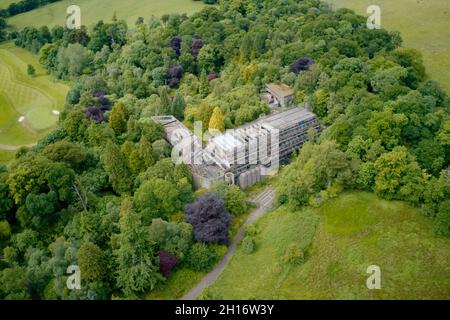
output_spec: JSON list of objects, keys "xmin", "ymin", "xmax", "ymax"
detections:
[
  {"xmin": 245, "ymin": 224, "xmax": 259, "ymax": 237},
  {"xmin": 225, "ymin": 185, "xmax": 247, "ymax": 216},
  {"xmin": 159, "ymin": 250, "xmax": 179, "ymax": 278},
  {"xmin": 434, "ymin": 200, "xmax": 450, "ymax": 237},
  {"xmin": 185, "ymin": 243, "xmax": 217, "ymax": 272},
  {"xmin": 27, "ymin": 64, "xmax": 35, "ymax": 76},
  {"xmin": 282, "ymin": 243, "xmax": 304, "ymax": 265},
  {"xmin": 241, "ymin": 236, "xmax": 255, "ymax": 255}
]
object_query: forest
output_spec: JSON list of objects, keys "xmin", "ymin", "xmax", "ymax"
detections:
[{"xmin": 0, "ymin": 0, "xmax": 449, "ymax": 300}]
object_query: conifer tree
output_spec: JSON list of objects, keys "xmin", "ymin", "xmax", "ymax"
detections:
[
  {"xmin": 171, "ymin": 91, "xmax": 185, "ymax": 120},
  {"xmin": 102, "ymin": 140, "xmax": 132, "ymax": 194},
  {"xmin": 109, "ymin": 102, "xmax": 129, "ymax": 135}
]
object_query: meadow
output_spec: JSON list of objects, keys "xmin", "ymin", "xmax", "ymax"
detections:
[
  {"xmin": 327, "ymin": 0, "xmax": 450, "ymax": 92},
  {"xmin": 6, "ymin": 0, "xmax": 206, "ymax": 30},
  {"xmin": 206, "ymin": 192, "xmax": 450, "ymax": 299},
  {"xmin": 0, "ymin": 0, "xmax": 17, "ymax": 9},
  {"xmin": 0, "ymin": 42, "xmax": 69, "ymax": 155}
]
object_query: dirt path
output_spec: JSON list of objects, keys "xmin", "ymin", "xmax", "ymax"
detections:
[
  {"xmin": 0, "ymin": 143, "xmax": 36, "ymax": 151},
  {"xmin": 181, "ymin": 187, "xmax": 276, "ymax": 300}
]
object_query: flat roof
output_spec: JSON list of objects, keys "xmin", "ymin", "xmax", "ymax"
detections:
[
  {"xmin": 266, "ymin": 83, "xmax": 295, "ymax": 98},
  {"xmin": 151, "ymin": 116, "xmax": 198, "ymax": 146},
  {"xmin": 259, "ymin": 107, "xmax": 316, "ymax": 130},
  {"xmin": 211, "ymin": 133, "xmax": 244, "ymax": 151}
]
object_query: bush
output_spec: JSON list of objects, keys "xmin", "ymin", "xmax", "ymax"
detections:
[
  {"xmin": 159, "ymin": 250, "xmax": 179, "ymax": 278},
  {"xmin": 245, "ymin": 224, "xmax": 259, "ymax": 237},
  {"xmin": 225, "ymin": 185, "xmax": 247, "ymax": 216},
  {"xmin": 434, "ymin": 200, "xmax": 450, "ymax": 237},
  {"xmin": 282, "ymin": 244, "xmax": 304, "ymax": 265},
  {"xmin": 27, "ymin": 64, "xmax": 35, "ymax": 76},
  {"xmin": 185, "ymin": 243, "xmax": 217, "ymax": 272},
  {"xmin": 241, "ymin": 236, "xmax": 255, "ymax": 255}
]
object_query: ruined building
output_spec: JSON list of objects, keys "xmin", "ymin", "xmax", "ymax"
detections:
[{"xmin": 152, "ymin": 106, "xmax": 321, "ymax": 189}]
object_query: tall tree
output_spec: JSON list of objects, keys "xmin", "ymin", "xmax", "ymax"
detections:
[
  {"xmin": 115, "ymin": 199, "xmax": 161, "ymax": 297},
  {"xmin": 171, "ymin": 91, "xmax": 185, "ymax": 120},
  {"xmin": 109, "ymin": 102, "xmax": 129, "ymax": 135},
  {"xmin": 209, "ymin": 107, "xmax": 225, "ymax": 132},
  {"xmin": 102, "ymin": 141, "xmax": 132, "ymax": 194}
]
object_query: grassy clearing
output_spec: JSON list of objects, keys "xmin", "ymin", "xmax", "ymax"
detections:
[
  {"xmin": 7, "ymin": 0, "xmax": 206, "ymax": 30},
  {"xmin": 0, "ymin": 149, "xmax": 16, "ymax": 163},
  {"xmin": 0, "ymin": 0, "xmax": 17, "ymax": 9},
  {"xmin": 327, "ymin": 0, "xmax": 450, "ymax": 92},
  {"xmin": 0, "ymin": 41, "xmax": 69, "ymax": 161},
  {"xmin": 145, "ymin": 268, "xmax": 205, "ymax": 300},
  {"xmin": 206, "ymin": 192, "xmax": 450, "ymax": 299}
]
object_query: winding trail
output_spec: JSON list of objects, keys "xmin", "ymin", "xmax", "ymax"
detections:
[
  {"xmin": 0, "ymin": 143, "xmax": 36, "ymax": 151},
  {"xmin": 181, "ymin": 187, "xmax": 276, "ymax": 300}
]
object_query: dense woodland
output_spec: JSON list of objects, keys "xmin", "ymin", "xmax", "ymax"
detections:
[{"xmin": 0, "ymin": 0, "xmax": 449, "ymax": 300}]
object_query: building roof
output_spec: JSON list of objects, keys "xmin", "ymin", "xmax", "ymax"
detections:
[
  {"xmin": 259, "ymin": 107, "xmax": 316, "ymax": 131},
  {"xmin": 210, "ymin": 133, "xmax": 244, "ymax": 152},
  {"xmin": 151, "ymin": 116, "xmax": 199, "ymax": 146},
  {"xmin": 266, "ymin": 83, "xmax": 295, "ymax": 98}
]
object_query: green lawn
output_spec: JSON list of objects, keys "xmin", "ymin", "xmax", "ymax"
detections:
[
  {"xmin": 0, "ymin": 0, "xmax": 17, "ymax": 9},
  {"xmin": 7, "ymin": 0, "xmax": 206, "ymax": 30},
  {"xmin": 0, "ymin": 42, "xmax": 69, "ymax": 161},
  {"xmin": 327, "ymin": 0, "xmax": 450, "ymax": 93},
  {"xmin": 145, "ymin": 268, "xmax": 206, "ymax": 300},
  {"xmin": 206, "ymin": 192, "xmax": 450, "ymax": 299}
]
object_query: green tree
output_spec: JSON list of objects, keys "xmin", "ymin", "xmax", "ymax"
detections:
[
  {"xmin": 374, "ymin": 147, "xmax": 426, "ymax": 203},
  {"xmin": 128, "ymin": 136, "xmax": 154, "ymax": 174},
  {"xmin": 7, "ymin": 156, "xmax": 50, "ymax": 206},
  {"xmin": 171, "ymin": 91, "xmax": 185, "ymax": 120},
  {"xmin": 0, "ymin": 267, "xmax": 30, "ymax": 300},
  {"xmin": 185, "ymin": 243, "xmax": 217, "ymax": 272},
  {"xmin": 434, "ymin": 200, "xmax": 450, "ymax": 237},
  {"xmin": 134, "ymin": 178, "xmax": 180, "ymax": 222},
  {"xmin": 109, "ymin": 102, "xmax": 129, "ymax": 135},
  {"xmin": 77, "ymin": 242, "xmax": 106, "ymax": 282},
  {"xmin": 208, "ymin": 107, "xmax": 225, "ymax": 132},
  {"xmin": 27, "ymin": 64, "xmax": 36, "ymax": 76},
  {"xmin": 24, "ymin": 191, "xmax": 58, "ymax": 229},
  {"xmin": 115, "ymin": 199, "xmax": 162, "ymax": 297},
  {"xmin": 158, "ymin": 86, "xmax": 171, "ymax": 115},
  {"xmin": 225, "ymin": 185, "xmax": 247, "ymax": 215},
  {"xmin": 102, "ymin": 141, "xmax": 132, "ymax": 194},
  {"xmin": 0, "ymin": 220, "xmax": 11, "ymax": 240}
]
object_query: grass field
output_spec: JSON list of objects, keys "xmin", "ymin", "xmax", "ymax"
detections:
[
  {"xmin": 327, "ymin": 0, "xmax": 450, "ymax": 93},
  {"xmin": 0, "ymin": 41, "xmax": 69, "ymax": 157},
  {"xmin": 0, "ymin": 0, "xmax": 17, "ymax": 9},
  {"xmin": 7, "ymin": 0, "xmax": 206, "ymax": 30},
  {"xmin": 206, "ymin": 192, "xmax": 450, "ymax": 299}
]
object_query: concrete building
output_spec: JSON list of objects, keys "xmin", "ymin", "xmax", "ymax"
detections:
[
  {"xmin": 153, "ymin": 106, "xmax": 321, "ymax": 190},
  {"xmin": 264, "ymin": 83, "xmax": 295, "ymax": 107}
]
